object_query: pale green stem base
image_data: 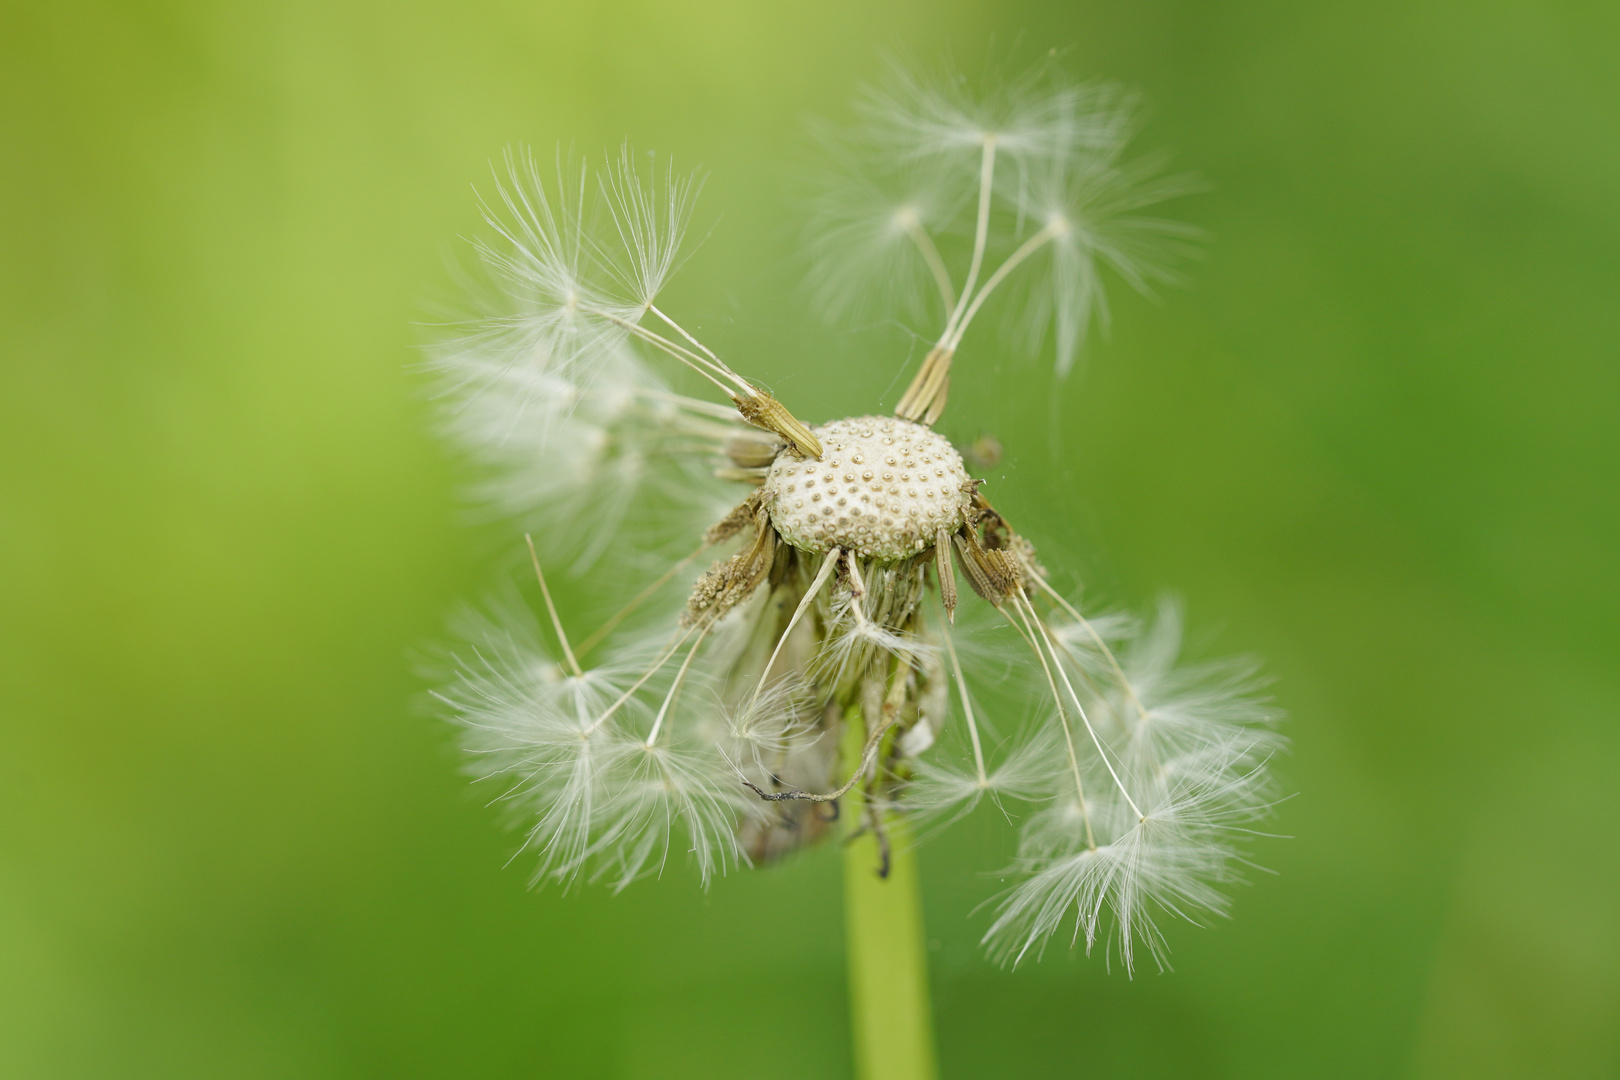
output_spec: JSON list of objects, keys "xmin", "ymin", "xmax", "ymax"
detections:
[{"xmin": 843, "ymin": 778, "xmax": 938, "ymax": 1079}]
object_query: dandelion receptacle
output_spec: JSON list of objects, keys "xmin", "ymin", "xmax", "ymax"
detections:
[{"xmin": 429, "ymin": 59, "xmax": 1285, "ymax": 1078}]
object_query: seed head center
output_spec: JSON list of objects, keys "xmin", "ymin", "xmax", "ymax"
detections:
[{"xmin": 762, "ymin": 415, "xmax": 972, "ymax": 562}]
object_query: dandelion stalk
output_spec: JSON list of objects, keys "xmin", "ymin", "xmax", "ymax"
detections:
[{"xmin": 840, "ymin": 707, "xmax": 938, "ymax": 1080}]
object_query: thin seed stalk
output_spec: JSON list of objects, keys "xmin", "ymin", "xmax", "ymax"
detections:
[{"xmin": 840, "ymin": 707, "xmax": 938, "ymax": 1080}]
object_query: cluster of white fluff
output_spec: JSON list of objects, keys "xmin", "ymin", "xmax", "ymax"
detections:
[
  {"xmin": 440, "ymin": 605, "xmax": 781, "ymax": 889},
  {"xmin": 809, "ymin": 61, "xmax": 1202, "ymax": 374},
  {"xmin": 426, "ymin": 148, "xmax": 748, "ymax": 569},
  {"xmin": 916, "ymin": 596, "xmax": 1282, "ymax": 971},
  {"xmin": 469, "ymin": 146, "xmax": 696, "ymax": 379},
  {"xmin": 426, "ymin": 147, "xmax": 791, "ymax": 884},
  {"xmin": 433, "ymin": 339, "xmax": 733, "ymax": 570}
]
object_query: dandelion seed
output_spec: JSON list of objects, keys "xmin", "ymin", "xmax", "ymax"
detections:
[{"xmin": 430, "ymin": 60, "xmax": 1284, "ymax": 974}]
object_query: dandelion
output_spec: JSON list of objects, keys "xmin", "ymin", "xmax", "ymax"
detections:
[{"xmin": 429, "ymin": 56, "xmax": 1284, "ymax": 1078}]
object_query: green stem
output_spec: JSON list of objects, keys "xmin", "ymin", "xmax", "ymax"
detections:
[{"xmin": 841, "ymin": 710, "xmax": 938, "ymax": 1080}]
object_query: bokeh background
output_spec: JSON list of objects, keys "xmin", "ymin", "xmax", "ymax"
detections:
[{"xmin": 3, "ymin": 1, "xmax": 1617, "ymax": 1077}]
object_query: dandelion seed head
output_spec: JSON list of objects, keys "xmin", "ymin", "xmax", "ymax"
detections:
[
  {"xmin": 427, "ymin": 59, "xmax": 1283, "ymax": 972},
  {"xmin": 763, "ymin": 416, "xmax": 971, "ymax": 561}
]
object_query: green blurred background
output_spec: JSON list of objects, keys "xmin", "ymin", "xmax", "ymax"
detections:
[{"xmin": 3, "ymin": 1, "xmax": 1617, "ymax": 1077}]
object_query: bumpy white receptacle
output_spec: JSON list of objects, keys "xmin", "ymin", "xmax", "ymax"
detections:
[{"xmin": 763, "ymin": 416, "xmax": 972, "ymax": 562}]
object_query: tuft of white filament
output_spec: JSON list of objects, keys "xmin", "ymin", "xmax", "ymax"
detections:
[
  {"xmin": 809, "ymin": 59, "xmax": 1200, "ymax": 376},
  {"xmin": 439, "ymin": 605, "xmax": 774, "ymax": 889},
  {"xmin": 976, "ymin": 598, "xmax": 1283, "ymax": 972}
]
